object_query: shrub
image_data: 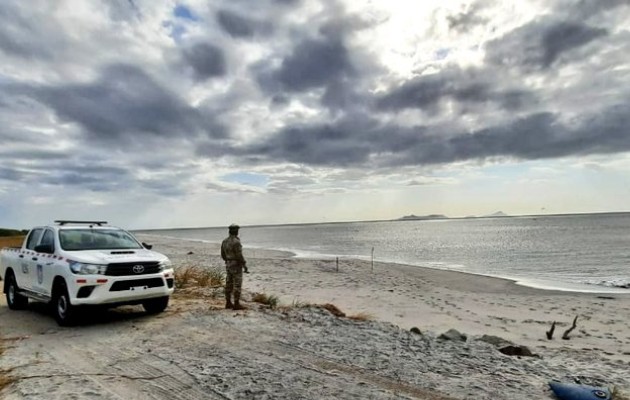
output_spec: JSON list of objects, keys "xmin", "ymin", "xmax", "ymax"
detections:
[
  {"xmin": 175, "ymin": 265, "xmax": 224, "ymax": 289},
  {"xmin": 196, "ymin": 267, "xmax": 225, "ymax": 287},
  {"xmin": 291, "ymin": 298, "xmax": 309, "ymax": 308},
  {"xmin": 252, "ymin": 292, "xmax": 279, "ymax": 309}
]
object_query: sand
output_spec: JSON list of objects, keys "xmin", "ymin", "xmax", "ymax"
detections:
[{"xmin": 0, "ymin": 234, "xmax": 629, "ymax": 399}]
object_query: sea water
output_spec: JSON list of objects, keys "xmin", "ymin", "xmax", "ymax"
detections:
[{"xmin": 138, "ymin": 213, "xmax": 630, "ymax": 293}]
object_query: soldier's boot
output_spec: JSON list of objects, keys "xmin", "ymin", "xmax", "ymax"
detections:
[
  {"xmin": 225, "ymin": 294, "xmax": 234, "ymax": 309},
  {"xmin": 232, "ymin": 294, "xmax": 247, "ymax": 311}
]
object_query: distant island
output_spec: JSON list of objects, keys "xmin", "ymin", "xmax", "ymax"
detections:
[
  {"xmin": 484, "ymin": 211, "xmax": 508, "ymax": 217},
  {"xmin": 398, "ymin": 211, "xmax": 509, "ymax": 221},
  {"xmin": 398, "ymin": 214, "xmax": 448, "ymax": 221}
]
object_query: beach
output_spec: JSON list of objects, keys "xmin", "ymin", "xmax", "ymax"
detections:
[{"xmin": 1, "ymin": 234, "xmax": 629, "ymax": 399}]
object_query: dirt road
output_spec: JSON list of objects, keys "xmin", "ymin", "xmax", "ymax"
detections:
[{"xmin": 0, "ymin": 292, "xmax": 462, "ymax": 400}]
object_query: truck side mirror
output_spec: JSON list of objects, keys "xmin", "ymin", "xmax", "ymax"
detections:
[
  {"xmin": 35, "ymin": 244, "xmax": 54, "ymax": 254},
  {"xmin": 142, "ymin": 242, "xmax": 153, "ymax": 250}
]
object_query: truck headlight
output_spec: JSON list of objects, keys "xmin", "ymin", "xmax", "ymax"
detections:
[
  {"xmin": 69, "ymin": 261, "xmax": 107, "ymax": 275},
  {"xmin": 158, "ymin": 259, "xmax": 172, "ymax": 271}
]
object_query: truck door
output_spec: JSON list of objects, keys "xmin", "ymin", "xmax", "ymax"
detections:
[
  {"xmin": 19, "ymin": 228, "xmax": 43, "ymax": 291},
  {"xmin": 32, "ymin": 228, "xmax": 55, "ymax": 296}
]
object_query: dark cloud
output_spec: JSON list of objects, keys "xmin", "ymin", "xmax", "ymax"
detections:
[
  {"xmin": 138, "ymin": 179, "xmax": 187, "ymax": 197},
  {"xmin": 376, "ymin": 68, "xmax": 534, "ymax": 113},
  {"xmin": 25, "ymin": 64, "xmax": 225, "ymax": 143},
  {"xmin": 0, "ymin": 2, "xmax": 62, "ymax": 60},
  {"xmin": 233, "ymin": 96, "xmax": 630, "ymax": 168},
  {"xmin": 485, "ymin": 19, "xmax": 607, "ymax": 70},
  {"xmin": 244, "ymin": 118, "xmax": 376, "ymax": 166},
  {"xmin": 103, "ymin": 0, "xmax": 142, "ymax": 22},
  {"xmin": 11, "ymin": 157, "xmax": 191, "ymax": 196},
  {"xmin": 270, "ymin": 94, "xmax": 290, "ymax": 107},
  {"xmin": 563, "ymin": 0, "xmax": 630, "ymax": 20},
  {"xmin": 541, "ymin": 23, "xmax": 608, "ymax": 67},
  {"xmin": 321, "ymin": 81, "xmax": 367, "ymax": 113},
  {"xmin": 0, "ymin": 148, "xmax": 70, "ymax": 161},
  {"xmin": 182, "ymin": 43, "xmax": 227, "ymax": 81},
  {"xmin": 0, "ymin": 166, "xmax": 23, "ymax": 182},
  {"xmin": 446, "ymin": 2, "xmax": 489, "ymax": 33},
  {"xmin": 257, "ymin": 36, "xmax": 354, "ymax": 92},
  {"xmin": 216, "ymin": 10, "xmax": 270, "ymax": 38}
]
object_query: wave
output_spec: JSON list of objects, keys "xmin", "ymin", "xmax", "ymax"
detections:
[{"xmin": 582, "ymin": 278, "xmax": 630, "ymax": 289}]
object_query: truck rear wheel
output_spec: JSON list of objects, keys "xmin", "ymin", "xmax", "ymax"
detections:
[
  {"xmin": 5, "ymin": 272, "xmax": 29, "ymax": 310},
  {"xmin": 143, "ymin": 296, "xmax": 169, "ymax": 314},
  {"xmin": 52, "ymin": 282, "xmax": 77, "ymax": 326}
]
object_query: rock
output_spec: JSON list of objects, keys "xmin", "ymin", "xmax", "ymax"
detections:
[
  {"xmin": 410, "ymin": 327, "xmax": 422, "ymax": 335},
  {"xmin": 477, "ymin": 334, "xmax": 512, "ymax": 347},
  {"xmin": 499, "ymin": 345, "xmax": 536, "ymax": 357},
  {"xmin": 187, "ymin": 251, "xmax": 194, "ymax": 255},
  {"xmin": 439, "ymin": 329, "xmax": 467, "ymax": 342}
]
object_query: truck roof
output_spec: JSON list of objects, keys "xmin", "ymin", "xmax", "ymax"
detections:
[
  {"xmin": 54, "ymin": 220, "xmax": 108, "ymax": 226},
  {"xmin": 31, "ymin": 222, "xmax": 122, "ymax": 231}
]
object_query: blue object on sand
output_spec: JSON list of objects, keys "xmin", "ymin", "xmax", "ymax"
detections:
[{"xmin": 549, "ymin": 382, "xmax": 611, "ymax": 400}]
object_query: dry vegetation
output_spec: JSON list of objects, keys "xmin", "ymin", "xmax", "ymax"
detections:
[
  {"xmin": 320, "ymin": 303, "xmax": 346, "ymax": 317},
  {"xmin": 0, "ymin": 236, "xmax": 24, "ymax": 248},
  {"xmin": 174, "ymin": 265, "xmax": 224, "ymax": 289},
  {"xmin": 170, "ymin": 267, "xmax": 355, "ymax": 319},
  {"xmin": 169, "ymin": 265, "xmax": 227, "ymax": 303},
  {"xmin": 252, "ymin": 292, "xmax": 279, "ymax": 309},
  {"xmin": 348, "ymin": 312, "xmax": 375, "ymax": 321},
  {"xmin": 0, "ymin": 340, "xmax": 16, "ymax": 393}
]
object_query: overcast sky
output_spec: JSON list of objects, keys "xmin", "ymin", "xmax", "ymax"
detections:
[{"xmin": 1, "ymin": 0, "xmax": 629, "ymax": 229}]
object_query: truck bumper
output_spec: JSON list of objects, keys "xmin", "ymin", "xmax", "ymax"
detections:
[{"xmin": 68, "ymin": 269, "xmax": 175, "ymax": 306}]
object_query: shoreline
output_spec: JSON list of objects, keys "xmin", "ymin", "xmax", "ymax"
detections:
[
  {"xmin": 141, "ymin": 234, "xmax": 630, "ymax": 364},
  {"xmin": 140, "ymin": 232, "xmax": 630, "ymax": 295},
  {"xmin": 1, "ymin": 234, "xmax": 629, "ymax": 398}
]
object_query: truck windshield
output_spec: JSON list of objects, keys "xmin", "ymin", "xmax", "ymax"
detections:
[{"xmin": 59, "ymin": 229, "xmax": 143, "ymax": 251}]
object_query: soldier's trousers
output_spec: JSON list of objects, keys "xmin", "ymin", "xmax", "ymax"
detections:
[{"xmin": 225, "ymin": 261, "xmax": 244, "ymax": 301}]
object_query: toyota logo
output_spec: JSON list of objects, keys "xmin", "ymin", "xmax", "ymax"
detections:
[{"xmin": 132, "ymin": 265, "xmax": 145, "ymax": 274}]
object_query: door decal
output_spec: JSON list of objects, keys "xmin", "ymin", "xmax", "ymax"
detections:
[{"xmin": 37, "ymin": 264, "xmax": 43, "ymax": 285}]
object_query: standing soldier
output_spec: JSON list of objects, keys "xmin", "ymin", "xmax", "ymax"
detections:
[{"xmin": 221, "ymin": 224, "xmax": 248, "ymax": 310}]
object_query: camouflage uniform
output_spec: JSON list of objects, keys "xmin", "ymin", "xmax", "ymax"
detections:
[{"xmin": 221, "ymin": 229, "xmax": 246, "ymax": 309}]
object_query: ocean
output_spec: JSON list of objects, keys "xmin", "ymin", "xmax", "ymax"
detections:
[{"xmin": 138, "ymin": 213, "xmax": 630, "ymax": 293}]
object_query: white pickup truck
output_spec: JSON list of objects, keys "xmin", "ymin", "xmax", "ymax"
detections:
[{"xmin": 1, "ymin": 221, "xmax": 174, "ymax": 326}]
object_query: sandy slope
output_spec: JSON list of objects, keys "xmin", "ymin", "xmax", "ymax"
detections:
[{"xmin": 1, "ymin": 235, "xmax": 629, "ymax": 399}]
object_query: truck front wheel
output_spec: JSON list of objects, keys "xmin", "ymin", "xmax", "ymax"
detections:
[
  {"xmin": 52, "ymin": 282, "xmax": 77, "ymax": 326},
  {"xmin": 5, "ymin": 272, "xmax": 29, "ymax": 310},
  {"xmin": 143, "ymin": 296, "xmax": 169, "ymax": 314}
]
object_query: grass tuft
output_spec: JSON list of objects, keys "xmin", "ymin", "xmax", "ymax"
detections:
[
  {"xmin": 320, "ymin": 303, "xmax": 346, "ymax": 318},
  {"xmin": 252, "ymin": 293, "xmax": 280, "ymax": 309},
  {"xmin": 291, "ymin": 298, "xmax": 309, "ymax": 308},
  {"xmin": 348, "ymin": 312, "xmax": 374, "ymax": 321},
  {"xmin": 175, "ymin": 265, "xmax": 224, "ymax": 289}
]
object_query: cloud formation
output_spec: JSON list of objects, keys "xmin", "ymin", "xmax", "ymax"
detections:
[{"xmin": 0, "ymin": 0, "xmax": 629, "ymax": 227}]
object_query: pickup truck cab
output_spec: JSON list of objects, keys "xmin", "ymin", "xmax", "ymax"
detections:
[{"xmin": 1, "ymin": 220, "xmax": 174, "ymax": 326}]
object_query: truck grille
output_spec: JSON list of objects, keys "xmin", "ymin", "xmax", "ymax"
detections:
[
  {"xmin": 105, "ymin": 261, "xmax": 161, "ymax": 276},
  {"xmin": 110, "ymin": 278, "xmax": 165, "ymax": 291}
]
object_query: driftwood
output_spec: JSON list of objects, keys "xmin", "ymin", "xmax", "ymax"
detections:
[
  {"xmin": 562, "ymin": 316, "xmax": 578, "ymax": 340},
  {"xmin": 546, "ymin": 321, "xmax": 556, "ymax": 340}
]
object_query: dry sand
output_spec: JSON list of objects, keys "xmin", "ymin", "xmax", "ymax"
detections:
[{"xmin": 0, "ymin": 234, "xmax": 629, "ymax": 399}]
